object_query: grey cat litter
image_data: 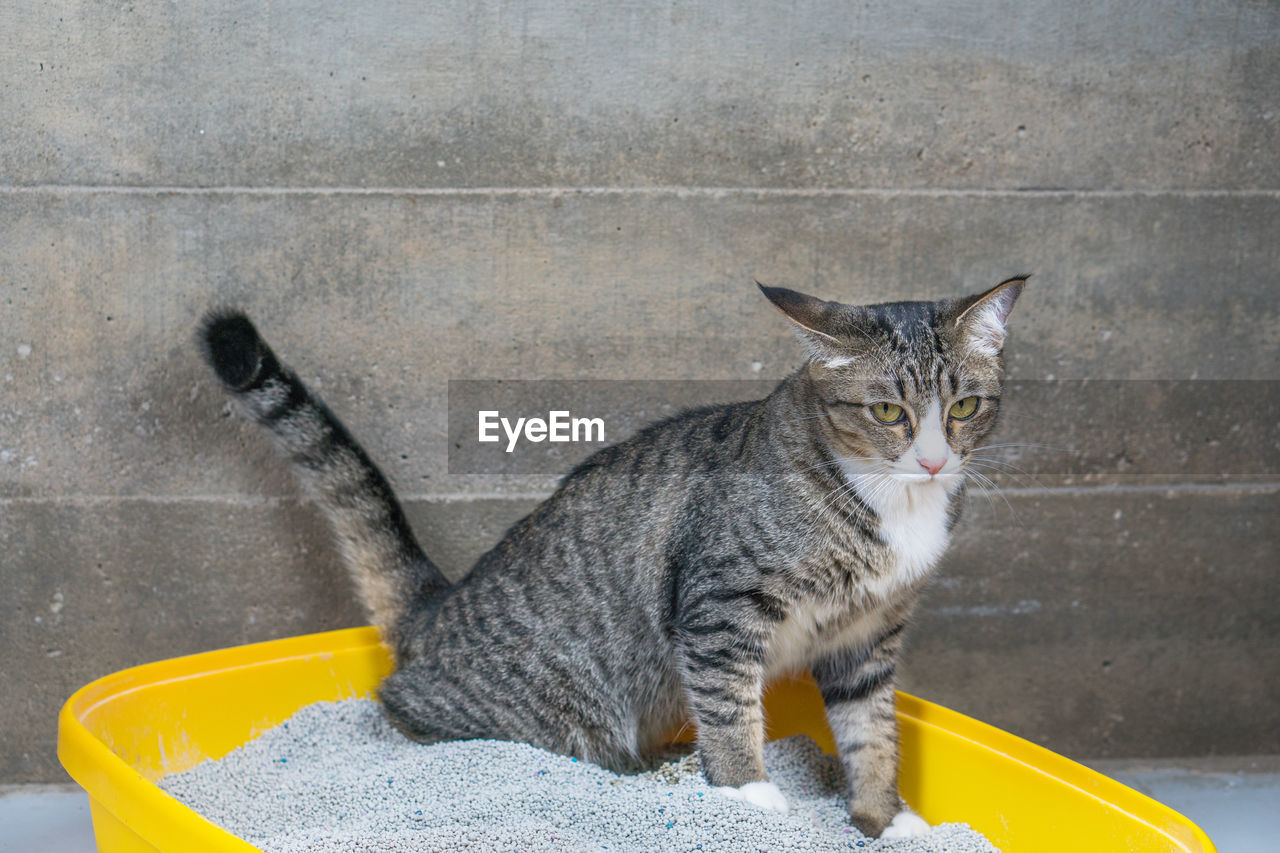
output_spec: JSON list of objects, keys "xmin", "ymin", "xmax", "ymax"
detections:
[{"xmin": 161, "ymin": 699, "xmax": 1000, "ymax": 853}]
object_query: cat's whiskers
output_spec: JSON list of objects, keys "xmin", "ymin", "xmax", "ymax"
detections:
[
  {"xmin": 803, "ymin": 464, "xmax": 891, "ymax": 537},
  {"xmin": 961, "ymin": 466, "xmax": 1021, "ymax": 525},
  {"xmin": 838, "ymin": 472, "xmax": 896, "ymax": 534},
  {"xmin": 973, "ymin": 442, "xmax": 1067, "ymax": 453},
  {"xmin": 959, "ymin": 468, "xmax": 1001, "ymax": 515},
  {"xmin": 787, "ymin": 457, "xmax": 880, "ymax": 538},
  {"xmin": 971, "ymin": 468, "xmax": 1018, "ymax": 522},
  {"xmin": 809, "ymin": 458, "xmax": 884, "ymax": 510},
  {"xmin": 967, "ymin": 441, "xmax": 1074, "ymax": 490},
  {"xmin": 808, "ymin": 477, "xmax": 864, "ymax": 522},
  {"xmin": 832, "ymin": 466, "xmax": 901, "ymax": 531},
  {"xmin": 965, "ymin": 455, "xmax": 1049, "ymax": 491}
]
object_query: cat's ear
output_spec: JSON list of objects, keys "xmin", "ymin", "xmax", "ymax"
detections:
[
  {"xmin": 757, "ymin": 282, "xmax": 857, "ymax": 367},
  {"xmin": 954, "ymin": 275, "xmax": 1028, "ymax": 357}
]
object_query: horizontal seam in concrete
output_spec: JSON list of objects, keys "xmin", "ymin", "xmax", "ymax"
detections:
[
  {"xmin": 973, "ymin": 481, "xmax": 1280, "ymax": 497},
  {"xmin": 2, "ymin": 185, "xmax": 1279, "ymax": 198},
  {"xmin": 1, "ymin": 481, "xmax": 1276, "ymax": 505}
]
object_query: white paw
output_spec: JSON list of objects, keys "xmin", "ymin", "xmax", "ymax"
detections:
[
  {"xmin": 879, "ymin": 809, "xmax": 930, "ymax": 839},
  {"xmin": 714, "ymin": 780, "xmax": 789, "ymax": 814}
]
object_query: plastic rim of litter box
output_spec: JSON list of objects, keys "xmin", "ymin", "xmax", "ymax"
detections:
[{"xmin": 58, "ymin": 626, "xmax": 1217, "ymax": 853}]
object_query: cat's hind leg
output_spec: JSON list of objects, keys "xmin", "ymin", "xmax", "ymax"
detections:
[{"xmin": 377, "ymin": 626, "xmax": 646, "ymax": 773}]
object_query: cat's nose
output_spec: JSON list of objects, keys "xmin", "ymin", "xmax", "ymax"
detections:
[{"xmin": 918, "ymin": 457, "xmax": 946, "ymax": 476}]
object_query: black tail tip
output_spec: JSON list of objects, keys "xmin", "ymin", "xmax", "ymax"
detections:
[{"xmin": 199, "ymin": 309, "xmax": 270, "ymax": 391}]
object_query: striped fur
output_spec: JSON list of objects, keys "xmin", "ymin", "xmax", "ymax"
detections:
[
  {"xmin": 200, "ymin": 311, "xmax": 448, "ymax": 656},
  {"xmin": 199, "ymin": 277, "xmax": 1024, "ymax": 838}
]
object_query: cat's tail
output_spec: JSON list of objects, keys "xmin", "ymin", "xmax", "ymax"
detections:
[{"xmin": 198, "ymin": 309, "xmax": 448, "ymax": 657}]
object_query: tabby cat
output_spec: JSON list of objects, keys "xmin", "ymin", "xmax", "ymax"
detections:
[{"xmin": 200, "ymin": 276, "xmax": 1024, "ymax": 839}]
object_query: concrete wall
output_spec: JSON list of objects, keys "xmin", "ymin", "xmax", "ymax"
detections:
[{"xmin": 2, "ymin": 0, "xmax": 1276, "ymax": 783}]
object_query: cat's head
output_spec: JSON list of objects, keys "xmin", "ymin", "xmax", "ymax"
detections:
[{"xmin": 761, "ymin": 277, "xmax": 1026, "ymax": 489}]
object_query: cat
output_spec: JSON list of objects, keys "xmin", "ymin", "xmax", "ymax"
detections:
[{"xmin": 199, "ymin": 275, "xmax": 1024, "ymax": 839}]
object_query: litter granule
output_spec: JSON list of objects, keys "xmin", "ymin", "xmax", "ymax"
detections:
[{"xmin": 160, "ymin": 698, "xmax": 1000, "ymax": 853}]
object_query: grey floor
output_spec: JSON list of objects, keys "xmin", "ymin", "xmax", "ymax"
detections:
[{"xmin": 1, "ymin": 757, "xmax": 1276, "ymax": 852}]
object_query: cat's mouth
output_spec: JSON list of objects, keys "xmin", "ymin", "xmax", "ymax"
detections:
[
  {"xmin": 837, "ymin": 453, "xmax": 961, "ymax": 489},
  {"xmin": 885, "ymin": 462, "xmax": 964, "ymax": 489}
]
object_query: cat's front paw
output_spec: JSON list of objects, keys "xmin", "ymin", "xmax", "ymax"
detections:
[
  {"xmin": 713, "ymin": 780, "xmax": 789, "ymax": 814},
  {"xmin": 879, "ymin": 809, "xmax": 930, "ymax": 839}
]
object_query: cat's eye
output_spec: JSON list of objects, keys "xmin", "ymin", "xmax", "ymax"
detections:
[
  {"xmin": 870, "ymin": 402, "xmax": 905, "ymax": 424},
  {"xmin": 949, "ymin": 396, "xmax": 980, "ymax": 420}
]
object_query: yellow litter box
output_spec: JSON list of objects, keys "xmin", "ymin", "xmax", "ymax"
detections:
[{"xmin": 58, "ymin": 626, "xmax": 1216, "ymax": 852}]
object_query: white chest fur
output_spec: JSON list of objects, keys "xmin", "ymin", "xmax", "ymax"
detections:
[
  {"xmin": 766, "ymin": 598, "xmax": 892, "ymax": 679},
  {"xmin": 836, "ymin": 459, "xmax": 956, "ymax": 600},
  {"xmin": 874, "ymin": 481, "xmax": 953, "ymax": 583},
  {"xmin": 766, "ymin": 466, "xmax": 956, "ymax": 678}
]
